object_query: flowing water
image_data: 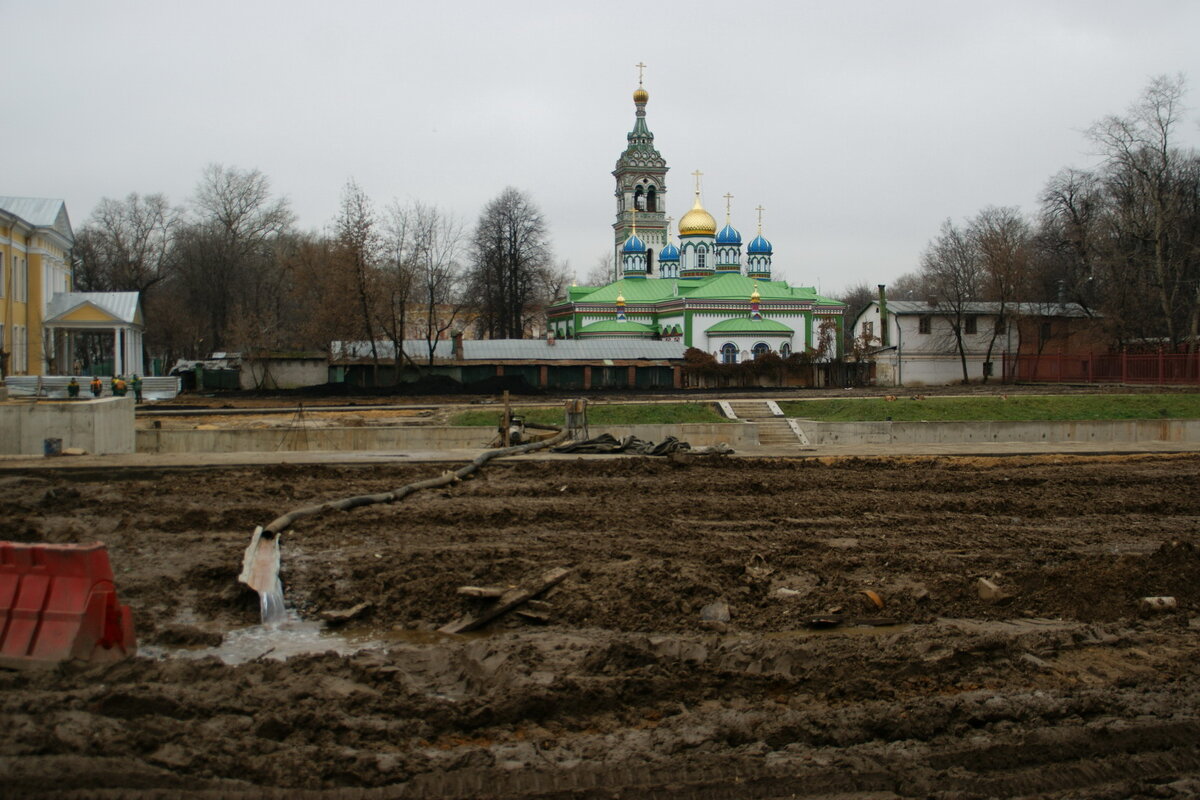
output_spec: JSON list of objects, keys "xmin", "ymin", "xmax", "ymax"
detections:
[{"xmin": 259, "ymin": 575, "xmax": 287, "ymax": 626}]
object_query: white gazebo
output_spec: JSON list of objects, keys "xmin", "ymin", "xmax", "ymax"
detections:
[{"xmin": 43, "ymin": 292, "xmax": 145, "ymax": 376}]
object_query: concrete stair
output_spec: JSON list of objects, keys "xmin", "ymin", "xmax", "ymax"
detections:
[{"xmin": 724, "ymin": 400, "xmax": 801, "ymax": 446}]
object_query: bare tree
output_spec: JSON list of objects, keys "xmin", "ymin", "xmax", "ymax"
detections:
[
  {"xmin": 920, "ymin": 219, "xmax": 981, "ymax": 383},
  {"xmin": 75, "ymin": 193, "xmax": 181, "ymax": 295},
  {"xmin": 1088, "ymin": 73, "xmax": 1200, "ymax": 348},
  {"xmin": 387, "ymin": 202, "xmax": 466, "ymax": 367},
  {"xmin": 180, "ymin": 164, "xmax": 294, "ymax": 352},
  {"xmin": 584, "ymin": 251, "xmax": 615, "ymax": 286},
  {"xmin": 276, "ymin": 232, "xmax": 357, "ymax": 351},
  {"xmin": 334, "ymin": 179, "xmax": 383, "ymax": 381},
  {"xmin": 888, "ymin": 270, "xmax": 930, "ymax": 301},
  {"xmin": 971, "ymin": 206, "xmax": 1031, "ymax": 380},
  {"xmin": 466, "ymin": 187, "xmax": 553, "ymax": 338},
  {"xmin": 1036, "ymin": 168, "xmax": 1104, "ymax": 313},
  {"xmin": 836, "ymin": 281, "xmax": 878, "ymax": 352}
]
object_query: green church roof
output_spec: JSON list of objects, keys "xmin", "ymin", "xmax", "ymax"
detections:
[
  {"xmin": 706, "ymin": 317, "xmax": 795, "ymax": 334},
  {"xmin": 564, "ymin": 275, "xmax": 844, "ymax": 307},
  {"xmin": 573, "ymin": 278, "xmax": 678, "ymax": 304},
  {"xmin": 577, "ymin": 319, "xmax": 657, "ymax": 336}
]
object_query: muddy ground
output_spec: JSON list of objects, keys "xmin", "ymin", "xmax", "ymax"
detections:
[{"xmin": 2, "ymin": 453, "xmax": 1200, "ymax": 798}]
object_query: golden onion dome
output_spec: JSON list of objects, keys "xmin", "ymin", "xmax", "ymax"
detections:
[
  {"xmin": 633, "ymin": 87, "xmax": 649, "ymax": 104},
  {"xmin": 678, "ymin": 195, "xmax": 717, "ymax": 236},
  {"xmin": 751, "ymin": 288, "xmax": 761, "ymax": 301}
]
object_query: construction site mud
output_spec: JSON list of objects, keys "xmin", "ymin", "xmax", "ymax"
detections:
[{"xmin": 3, "ymin": 453, "xmax": 1200, "ymax": 798}]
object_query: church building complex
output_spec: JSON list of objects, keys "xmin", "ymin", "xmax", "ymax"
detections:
[{"xmin": 547, "ymin": 71, "xmax": 846, "ymax": 363}]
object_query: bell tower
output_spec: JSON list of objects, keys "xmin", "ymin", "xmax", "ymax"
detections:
[{"xmin": 613, "ymin": 62, "xmax": 668, "ymax": 278}]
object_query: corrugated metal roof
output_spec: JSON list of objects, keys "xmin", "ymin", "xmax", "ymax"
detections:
[
  {"xmin": 882, "ymin": 300, "xmax": 1092, "ymax": 317},
  {"xmin": 0, "ymin": 196, "xmax": 73, "ymax": 241},
  {"xmin": 467, "ymin": 340, "xmax": 685, "ymax": 360},
  {"xmin": 45, "ymin": 292, "xmax": 142, "ymax": 325},
  {"xmin": 333, "ymin": 339, "xmax": 686, "ymax": 361}
]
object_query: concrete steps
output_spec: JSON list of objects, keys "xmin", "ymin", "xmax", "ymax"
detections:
[{"xmin": 724, "ymin": 400, "xmax": 801, "ymax": 446}]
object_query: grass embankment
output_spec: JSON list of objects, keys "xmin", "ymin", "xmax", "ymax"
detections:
[
  {"xmin": 448, "ymin": 402, "xmax": 730, "ymax": 427},
  {"xmin": 778, "ymin": 394, "xmax": 1200, "ymax": 422}
]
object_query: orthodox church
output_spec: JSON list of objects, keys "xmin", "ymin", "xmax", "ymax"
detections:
[{"xmin": 546, "ymin": 72, "xmax": 846, "ymax": 363}]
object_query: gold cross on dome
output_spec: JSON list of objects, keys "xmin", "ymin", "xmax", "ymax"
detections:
[
  {"xmin": 755, "ymin": 205, "xmax": 765, "ymax": 229},
  {"xmin": 635, "ymin": 62, "xmax": 647, "ymax": 86},
  {"xmin": 724, "ymin": 192, "xmax": 734, "ymax": 217},
  {"xmin": 692, "ymin": 169, "xmax": 703, "ymax": 194}
]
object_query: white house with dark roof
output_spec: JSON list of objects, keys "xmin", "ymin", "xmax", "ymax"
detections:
[{"xmin": 852, "ymin": 297, "xmax": 1096, "ymax": 386}]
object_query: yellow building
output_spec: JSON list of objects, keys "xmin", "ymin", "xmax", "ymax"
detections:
[{"xmin": 0, "ymin": 197, "xmax": 74, "ymax": 376}]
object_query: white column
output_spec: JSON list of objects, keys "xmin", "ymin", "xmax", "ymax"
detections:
[{"xmin": 113, "ymin": 327, "xmax": 123, "ymax": 375}]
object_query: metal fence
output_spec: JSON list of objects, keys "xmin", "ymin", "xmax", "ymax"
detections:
[
  {"xmin": 4, "ymin": 375, "xmax": 182, "ymax": 400},
  {"xmin": 1002, "ymin": 351, "xmax": 1200, "ymax": 385}
]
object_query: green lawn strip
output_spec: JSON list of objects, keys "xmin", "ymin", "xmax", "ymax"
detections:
[
  {"xmin": 777, "ymin": 394, "xmax": 1200, "ymax": 422},
  {"xmin": 448, "ymin": 402, "xmax": 731, "ymax": 427}
]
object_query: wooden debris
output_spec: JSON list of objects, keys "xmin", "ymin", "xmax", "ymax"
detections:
[
  {"xmin": 439, "ymin": 567, "xmax": 571, "ymax": 634},
  {"xmin": 320, "ymin": 601, "xmax": 373, "ymax": 626},
  {"xmin": 457, "ymin": 586, "xmax": 508, "ymax": 599},
  {"xmin": 977, "ymin": 578, "xmax": 1009, "ymax": 602},
  {"xmin": 862, "ymin": 590, "xmax": 885, "ymax": 610}
]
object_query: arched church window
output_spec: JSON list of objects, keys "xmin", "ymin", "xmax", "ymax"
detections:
[
  {"xmin": 752, "ymin": 342, "xmax": 770, "ymax": 359},
  {"xmin": 721, "ymin": 343, "xmax": 738, "ymax": 364},
  {"xmin": 697, "ymin": 246, "xmax": 707, "ymax": 269},
  {"xmin": 634, "ymin": 186, "xmax": 645, "ymax": 211},
  {"xmin": 780, "ymin": 342, "xmax": 792, "ymax": 358},
  {"xmin": 647, "ymin": 186, "xmax": 657, "ymax": 212}
]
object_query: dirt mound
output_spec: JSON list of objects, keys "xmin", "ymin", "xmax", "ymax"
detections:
[{"xmin": 3, "ymin": 454, "xmax": 1200, "ymax": 797}]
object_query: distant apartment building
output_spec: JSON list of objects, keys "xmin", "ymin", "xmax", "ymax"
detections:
[{"xmin": 0, "ymin": 197, "xmax": 74, "ymax": 376}]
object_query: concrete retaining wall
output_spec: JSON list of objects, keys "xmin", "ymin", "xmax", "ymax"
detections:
[
  {"xmin": 137, "ymin": 425, "xmax": 493, "ymax": 454},
  {"xmin": 794, "ymin": 419, "xmax": 1200, "ymax": 445},
  {"xmin": 136, "ymin": 423, "xmax": 753, "ymax": 454},
  {"xmin": 0, "ymin": 398, "xmax": 136, "ymax": 455},
  {"xmin": 131, "ymin": 418, "xmax": 1197, "ymax": 455}
]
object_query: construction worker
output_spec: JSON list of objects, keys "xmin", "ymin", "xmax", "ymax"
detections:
[
  {"xmin": 90, "ymin": 376, "xmax": 103, "ymax": 397},
  {"xmin": 112, "ymin": 375, "xmax": 127, "ymax": 397},
  {"xmin": 131, "ymin": 374, "xmax": 144, "ymax": 403},
  {"xmin": 67, "ymin": 377, "xmax": 80, "ymax": 398}
]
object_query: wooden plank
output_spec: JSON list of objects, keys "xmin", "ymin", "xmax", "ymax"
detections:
[
  {"xmin": 456, "ymin": 586, "xmax": 508, "ymax": 598},
  {"xmin": 439, "ymin": 567, "xmax": 571, "ymax": 634}
]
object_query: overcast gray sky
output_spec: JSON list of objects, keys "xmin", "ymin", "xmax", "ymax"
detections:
[{"xmin": 5, "ymin": 0, "xmax": 1200, "ymax": 297}]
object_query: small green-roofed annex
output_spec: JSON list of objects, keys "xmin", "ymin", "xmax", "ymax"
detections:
[
  {"xmin": 577, "ymin": 319, "xmax": 657, "ymax": 337},
  {"xmin": 706, "ymin": 317, "xmax": 794, "ymax": 334}
]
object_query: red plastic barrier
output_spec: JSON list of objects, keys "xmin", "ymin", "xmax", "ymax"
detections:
[{"xmin": 0, "ymin": 541, "xmax": 136, "ymax": 669}]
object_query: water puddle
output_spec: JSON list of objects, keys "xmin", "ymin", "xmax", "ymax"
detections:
[{"xmin": 142, "ymin": 610, "xmax": 360, "ymax": 665}]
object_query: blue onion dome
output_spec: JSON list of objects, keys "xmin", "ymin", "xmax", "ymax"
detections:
[
  {"xmin": 747, "ymin": 233, "xmax": 772, "ymax": 255},
  {"xmin": 659, "ymin": 241, "xmax": 680, "ymax": 261},
  {"xmin": 716, "ymin": 222, "xmax": 742, "ymax": 245},
  {"xmin": 622, "ymin": 233, "xmax": 646, "ymax": 253}
]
